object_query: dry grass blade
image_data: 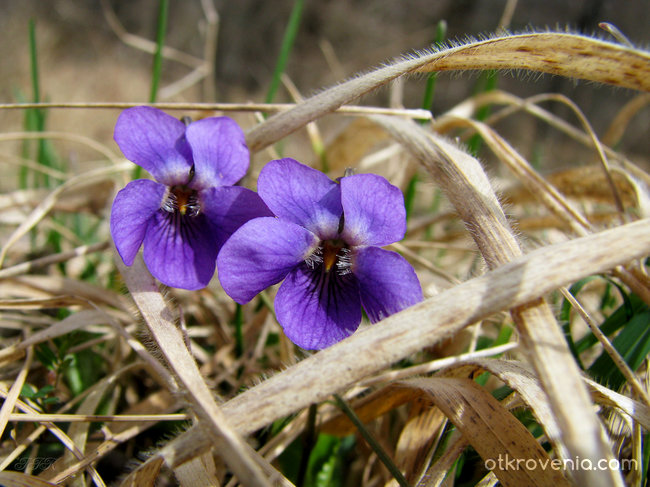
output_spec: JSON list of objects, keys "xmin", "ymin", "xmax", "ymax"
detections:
[
  {"xmin": 246, "ymin": 32, "xmax": 649, "ymax": 153},
  {"xmin": 44, "ymin": 390, "xmax": 182, "ymax": 484},
  {"xmin": 0, "ymin": 297, "xmax": 90, "ymax": 309},
  {"xmin": 587, "ymin": 386, "xmax": 650, "ymax": 431},
  {"xmin": 434, "ymin": 115, "xmax": 593, "ymax": 234},
  {"xmin": 125, "ymin": 218, "xmax": 650, "ymax": 476},
  {"xmin": 392, "ymin": 396, "xmax": 448, "ymax": 486},
  {"xmin": 0, "ymin": 394, "xmax": 106, "ymax": 486},
  {"xmin": 602, "ymin": 93, "xmax": 650, "ymax": 147},
  {"xmin": 0, "ymin": 471, "xmax": 59, "ymax": 487},
  {"xmin": 0, "ymin": 309, "xmax": 111, "ymax": 364},
  {"xmin": 0, "ymin": 164, "xmax": 128, "ymax": 268},
  {"xmin": 371, "ymin": 114, "xmax": 625, "ymax": 486},
  {"xmin": 0, "ymin": 242, "xmax": 109, "ymax": 280},
  {"xmin": 412, "ymin": 32, "xmax": 650, "ymax": 91},
  {"xmin": 439, "ymin": 359, "xmax": 568, "ymax": 459},
  {"xmin": 173, "ymin": 453, "xmax": 219, "ymax": 487},
  {"xmin": 404, "ymin": 377, "xmax": 570, "ymax": 487},
  {"xmin": 587, "ymin": 379, "xmax": 650, "ymax": 431},
  {"xmin": 5, "ymin": 275, "xmax": 128, "ymax": 311},
  {"xmin": 117, "ymin": 457, "xmax": 164, "ymax": 487},
  {"xmin": 116, "ymin": 254, "xmax": 277, "ymax": 487},
  {"xmin": 0, "ymin": 348, "xmax": 33, "ymax": 441}
]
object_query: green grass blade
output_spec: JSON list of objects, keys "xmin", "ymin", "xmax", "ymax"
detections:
[
  {"xmin": 29, "ymin": 19, "xmax": 41, "ymax": 106},
  {"xmin": 587, "ymin": 309, "xmax": 650, "ymax": 389},
  {"xmin": 574, "ymin": 291, "xmax": 646, "ymax": 354},
  {"xmin": 333, "ymin": 394, "xmax": 411, "ymax": 487},
  {"xmin": 131, "ymin": 0, "xmax": 169, "ymax": 181},
  {"xmin": 265, "ymin": 0, "xmax": 305, "ymax": 104},
  {"xmin": 420, "ymin": 20, "xmax": 447, "ymax": 116},
  {"xmin": 149, "ymin": 0, "xmax": 169, "ymax": 104}
]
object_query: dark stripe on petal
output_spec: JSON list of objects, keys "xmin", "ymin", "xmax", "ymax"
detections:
[
  {"xmin": 142, "ymin": 210, "xmax": 218, "ymax": 290},
  {"xmin": 275, "ymin": 263, "xmax": 361, "ymax": 350}
]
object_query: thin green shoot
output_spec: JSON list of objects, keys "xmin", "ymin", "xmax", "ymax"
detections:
[
  {"xmin": 133, "ymin": 0, "xmax": 169, "ymax": 180},
  {"xmin": 265, "ymin": 0, "xmax": 304, "ymax": 105},
  {"xmin": 420, "ymin": 20, "xmax": 447, "ymax": 118},
  {"xmin": 333, "ymin": 394, "xmax": 411, "ymax": 487},
  {"xmin": 149, "ymin": 0, "xmax": 169, "ymax": 105}
]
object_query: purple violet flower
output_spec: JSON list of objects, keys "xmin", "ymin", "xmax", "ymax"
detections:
[
  {"xmin": 217, "ymin": 158, "xmax": 423, "ymax": 350},
  {"xmin": 110, "ymin": 106, "xmax": 271, "ymax": 290}
]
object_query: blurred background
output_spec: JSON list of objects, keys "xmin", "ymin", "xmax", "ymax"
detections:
[{"xmin": 0, "ymin": 0, "xmax": 648, "ymax": 170}]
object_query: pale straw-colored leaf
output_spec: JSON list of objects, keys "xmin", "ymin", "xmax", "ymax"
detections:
[
  {"xmin": 411, "ymin": 32, "xmax": 650, "ymax": 90},
  {"xmin": 391, "ymin": 396, "xmax": 448, "ymax": 486},
  {"xmin": 125, "ymin": 218, "xmax": 650, "ymax": 477},
  {"xmin": 437, "ymin": 359, "xmax": 569, "ymax": 460},
  {"xmin": 173, "ymin": 453, "xmax": 220, "ymax": 487},
  {"xmin": 587, "ymin": 379, "xmax": 650, "ymax": 431},
  {"xmin": 403, "ymin": 377, "xmax": 571, "ymax": 487}
]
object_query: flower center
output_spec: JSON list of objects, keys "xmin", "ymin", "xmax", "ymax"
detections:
[
  {"xmin": 162, "ymin": 186, "xmax": 200, "ymax": 217},
  {"xmin": 306, "ymin": 239, "xmax": 352, "ymax": 275}
]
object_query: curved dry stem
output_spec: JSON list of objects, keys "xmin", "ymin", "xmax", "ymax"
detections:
[{"xmin": 369, "ymin": 114, "xmax": 625, "ymax": 487}]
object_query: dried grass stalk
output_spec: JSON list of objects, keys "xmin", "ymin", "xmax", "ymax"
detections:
[
  {"xmin": 124, "ymin": 218, "xmax": 650, "ymax": 480},
  {"xmin": 117, "ymin": 255, "xmax": 283, "ymax": 487},
  {"xmin": 370, "ymin": 114, "xmax": 625, "ymax": 486}
]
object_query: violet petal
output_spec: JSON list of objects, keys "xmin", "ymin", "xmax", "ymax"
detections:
[
  {"xmin": 114, "ymin": 106, "xmax": 192, "ymax": 186},
  {"xmin": 200, "ymin": 186, "xmax": 273, "ymax": 251},
  {"xmin": 186, "ymin": 117, "xmax": 250, "ymax": 190},
  {"xmin": 142, "ymin": 211, "xmax": 218, "ymax": 290},
  {"xmin": 217, "ymin": 217, "xmax": 319, "ymax": 304},
  {"xmin": 354, "ymin": 246, "xmax": 422, "ymax": 322},
  {"xmin": 110, "ymin": 179, "xmax": 166, "ymax": 266},
  {"xmin": 275, "ymin": 264, "xmax": 362, "ymax": 350},
  {"xmin": 340, "ymin": 174, "xmax": 406, "ymax": 246},
  {"xmin": 258, "ymin": 158, "xmax": 342, "ymax": 239}
]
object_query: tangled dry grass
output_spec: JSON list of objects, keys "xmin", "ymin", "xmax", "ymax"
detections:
[{"xmin": 0, "ymin": 3, "xmax": 649, "ymax": 487}]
